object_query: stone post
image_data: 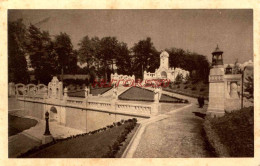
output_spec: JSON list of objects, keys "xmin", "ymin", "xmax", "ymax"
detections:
[
  {"xmin": 64, "ymin": 87, "xmax": 68, "ymax": 99},
  {"xmin": 8, "ymin": 82, "xmax": 15, "ymax": 97},
  {"xmin": 151, "ymin": 87, "xmax": 161, "ymax": 115},
  {"xmin": 42, "ymin": 112, "xmax": 53, "ymax": 144},
  {"xmin": 85, "ymin": 87, "xmax": 90, "ymax": 98}
]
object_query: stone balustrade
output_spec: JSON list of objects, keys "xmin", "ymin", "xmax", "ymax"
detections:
[{"xmin": 17, "ymin": 94, "xmax": 157, "ymax": 118}]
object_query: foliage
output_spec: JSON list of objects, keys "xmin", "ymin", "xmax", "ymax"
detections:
[
  {"xmin": 26, "ymin": 24, "xmax": 57, "ymax": 84},
  {"xmin": 8, "ymin": 19, "xmax": 29, "ymax": 83},
  {"xmin": 78, "ymin": 36, "xmax": 132, "ymax": 81},
  {"xmin": 103, "ymin": 118, "xmax": 137, "ymax": 158},
  {"xmin": 131, "ymin": 37, "xmax": 159, "ymax": 79},
  {"xmin": 191, "ymin": 86, "xmax": 197, "ymax": 91},
  {"xmin": 53, "ymin": 32, "xmax": 77, "ymax": 80},
  {"xmin": 244, "ymin": 75, "xmax": 253, "ymax": 99},
  {"xmin": 9, "ymin": 19, "xmax": 210, "ymax": 84},
  {"xmin": 204, "ymin": 107, "xmax": 254, "ymax": 157},
  {"xmin": 166, "ymin": 47, "xmax": 210, "ymax": 80},
  {"xmin": 174, "ymin": 73, "xmax": 183, "ymax": 84}
]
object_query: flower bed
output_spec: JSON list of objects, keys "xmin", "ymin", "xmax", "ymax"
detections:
[{"xmin": 18, "ymin": 118, "xmax": 138, "ymax": 158}]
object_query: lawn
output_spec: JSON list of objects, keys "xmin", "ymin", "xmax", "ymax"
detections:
[
  {"xmin": 8, "ymin": 115, "xmax": 38, "ymax": 136},
  {"xmin": 204, "ymin": 106, "xmax": 254, "ymax": 157},
  {"xmin": 163, "ymin": 81, "xmax": 209, "ymax": 99},
  {"xmin": 118, "ymin": 87, "xmax": 187, "ymax": 103},
  {"xmin": 21, "ymin": 121, "xmax": 137, "ymax": 158},
  {"xmin": 68, "ymin": 86, "xmax": 112, "ymax": 97}
]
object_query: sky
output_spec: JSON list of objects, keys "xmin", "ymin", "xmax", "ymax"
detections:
[{"xmin": 8, "ymin": 9, "xmax": 253, "ymax": 64}]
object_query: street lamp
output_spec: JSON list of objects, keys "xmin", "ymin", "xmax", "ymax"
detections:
[{"xmin": 44, "ymin": 111, "xmax": 51, "ymax": 135}]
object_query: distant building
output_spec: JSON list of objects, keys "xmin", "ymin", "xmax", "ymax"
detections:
[{"xmin": 143, "ymin": 51, "xmax": 189, "ymax": 82}]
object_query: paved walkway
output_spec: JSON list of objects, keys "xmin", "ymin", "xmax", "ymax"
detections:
[{"xmin": 123, "ymin": 91, "xmax": 213, "ymax": 158}]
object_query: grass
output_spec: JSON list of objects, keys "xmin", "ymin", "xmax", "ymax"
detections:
[
  {"xmin": 204, "ymin": 106, "xmax": 254, "ymax": 157},
  {"xmin": 21, "ymin": 121, "xmax": 137, "ymax": 158},
  {"xmin": 163, "ymin": 81, "xmax": 209, "ymax": 99},
  {"xmin": 68, "ymin": 86, "xmax": 112, "ymax": 97},
  {"xmin": 118, "ymin": 87, "xmax": 188, "ymax": 103},
  {"xmin": 8, "ymin": 115, "xmax": 38, "ymax": 136}
]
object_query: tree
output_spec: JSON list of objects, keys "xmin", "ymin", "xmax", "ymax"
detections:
[
  {"xmin": 167, "ymin": 47, "xmax": 186, "ymax": 69},
  {"xmin": 53, "ymin": 32, "xmax": 76, "ymax": 81},
  {"xmin": 78, "ymin": 36, "xmax": 100, "ymax": 67},
  {"xmin": 26, "ymin": 24, "xmax": 57, "ymax": 84},
  {"xmin": 78, "ymin": 36, "xmax": 130, "ymax": 81},
  {"xmin": 8, "ymin": 19, "xmax": 29, "ymax": 83},
  {"xmin": 131, "ymin": 37, "xmax": 159, "ymax": 79},
  {"xmin": 114, "ymin": 42, "xmax": 132, "ymax": 75},
  {"xmin": 98, "ymin": 37, "xmax": 121, "ymax": 81},
  {"xmin": 167, "ymin": 47, "xmax": 209, "ymax": 81},
  {"xmin": 244, "ymin": 75, "xmax": 253, "ymax": 99}
]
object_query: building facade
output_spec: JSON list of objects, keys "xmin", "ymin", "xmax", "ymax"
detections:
[{"xmin": 143, "ymin": 51, "xmax": 189, "ymax": 82}]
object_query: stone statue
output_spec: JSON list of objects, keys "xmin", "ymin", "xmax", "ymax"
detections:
[{"xmin": 230, "ymin": 82, "xmax": 239, "ymax": 99}]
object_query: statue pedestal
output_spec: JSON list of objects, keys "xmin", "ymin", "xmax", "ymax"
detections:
[{"xmin": 42, "ymin": 135, "xmax": 53, "ymax": 144}]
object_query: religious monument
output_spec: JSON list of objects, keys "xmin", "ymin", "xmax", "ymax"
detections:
[
  {"xmin": 143, "ymin": 51, "xmax": 189, "ymax": 82},
  {"xmin": 207, "ymin": 45, "xmax": 242, "ymax": 117}
]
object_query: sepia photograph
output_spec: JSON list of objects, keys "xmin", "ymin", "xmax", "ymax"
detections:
[{"xmin": 7, "ymin": 9, "xmax": 254, "ymax": 158}]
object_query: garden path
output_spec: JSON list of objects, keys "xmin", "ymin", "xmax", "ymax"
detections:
[{"xmin": 123, "ymin": 91, "xmax": 213, "ymax": 158}]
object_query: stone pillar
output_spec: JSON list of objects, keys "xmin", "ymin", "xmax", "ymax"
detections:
[
  {"xmin": 64, "ymin": 87, "xmax": 68, "ymax": 99},
  {"xmin": 8, "ymin": 82, "xmax": 15, "ymax": 97},
  {"xmin": 112, "ymin": 86, "xmax": 118, "ymax": 100},
  {"xmin": 207, "ymin": 66, "xmax": 225, "ymax": 117},
  {"xmin": 85, "ymin": 87, "xmax": 90, "ymax": 98},
  {"xmin": 153, "ymin": 87, "xmax": 160, "ymax": 103}
]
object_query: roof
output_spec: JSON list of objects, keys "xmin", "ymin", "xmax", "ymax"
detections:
[
  {"xmin": 226, "ymin": 64, "xmax": 232, "ymax": 69},
  {"xmin": 212, "ymin": 45, "xmax": 223, "ymax": 54},
  {"xmin": 160, "ymin": 51, "xmax": 169, "ymax": 58}
]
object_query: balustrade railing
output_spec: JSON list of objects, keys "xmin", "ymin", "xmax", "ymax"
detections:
[{"xmin": 17, "ymin": 94, "xmax": 156, "ymax": 117}]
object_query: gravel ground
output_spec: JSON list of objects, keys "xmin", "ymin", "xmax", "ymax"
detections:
[{"xmin": 133, "ymin": 101, "xmax": 214, "ymax": 157}]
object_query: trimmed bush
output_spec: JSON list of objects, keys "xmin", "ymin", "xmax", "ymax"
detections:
[
  {"xmin": 191, "ymin": 86, "xmax": 197, "ymax": 91},
  {"xmin": 204, "ymin": 107, "xmax": 254, "ymax": 157}
]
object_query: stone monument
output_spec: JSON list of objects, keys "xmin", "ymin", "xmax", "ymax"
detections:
[{"xmin": 207, "ymin": 45, "xmax": 242, "ymax": 117}]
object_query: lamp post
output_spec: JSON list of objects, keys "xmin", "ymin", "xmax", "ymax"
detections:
[
  {"xmin": 44, "ymin": 111, "xmax": 51, "ymax": 135},
  {"xmin": 42, "ymin": 111, "xmax": 53, "ymax": 144}
]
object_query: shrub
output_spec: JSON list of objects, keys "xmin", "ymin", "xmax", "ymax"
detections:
[
  {"xmin": 112, "ymin": 141, "xmax": 120, "ymax": 151},
  {"xmin": 191, "ymin": 87, "xmax": 197, "ymax": 91},
  {"xmin": 192, "ymin": 79, "xmax": 199, "ymax": 84},
  {"xmin": 203, "ymin": 80, "xmax": 208, "ymax": 84}
]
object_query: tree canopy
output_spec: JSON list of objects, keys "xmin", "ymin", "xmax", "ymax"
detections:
[
  {"xmin": 8, "ymin": 19, "xmax": 210, "ymax": 85},
  {"xmin": 8, "ymin": 19, "xmax": 29, "ymax": 83},
  {"xmin": 131, "ymin": 37, "xmax": 159, "ymax": 79}
]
